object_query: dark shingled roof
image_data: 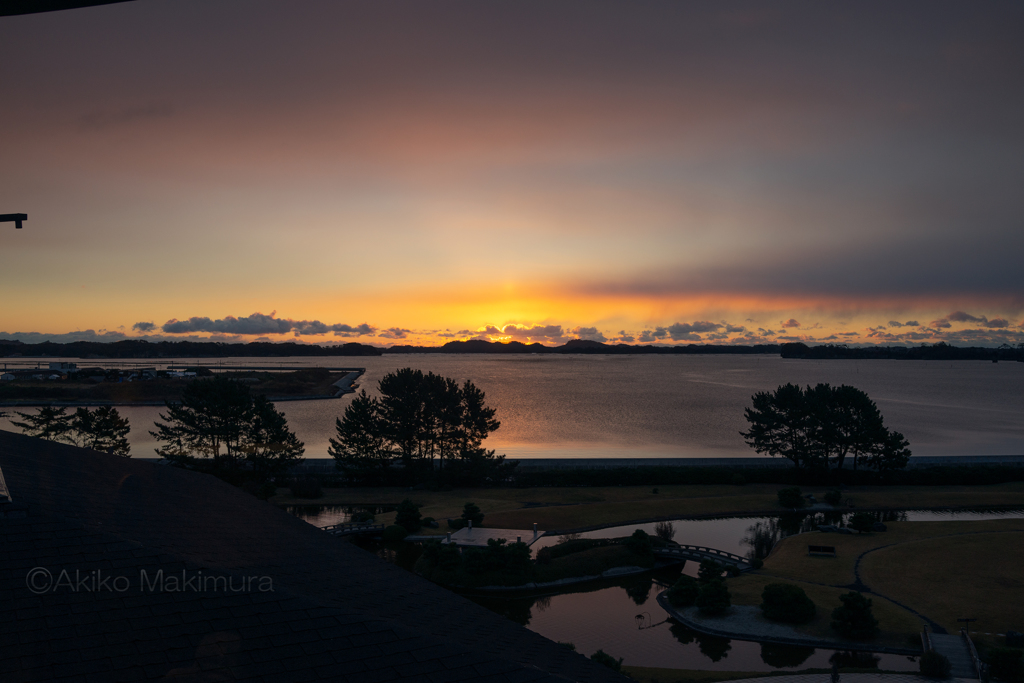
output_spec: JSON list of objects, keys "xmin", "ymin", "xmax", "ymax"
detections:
[{"xmin": 0, "ymin": 430, "xmax": 628, "ymax": 682}]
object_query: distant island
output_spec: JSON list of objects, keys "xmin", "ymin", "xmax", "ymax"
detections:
[{"xmin": 0, "ymin": 337, "xmax": 1020, "ymax": 361}]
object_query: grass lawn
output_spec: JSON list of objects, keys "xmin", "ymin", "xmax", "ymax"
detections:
[
  {"xmin": 728, "ymin": 518, "xmax": 1024, "ymax": 646},
  {"xmin": 272, "ymin": 482, "xmax": 1024, "ymax": 533},
  {"xmin": 860, "ymin": 529, "xmax": 1024, "ymax": 635}
]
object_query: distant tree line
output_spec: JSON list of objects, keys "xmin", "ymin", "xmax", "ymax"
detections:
[
  {"xmin": 0, "ymin": 339, "xmax": 381, "ymax": 358},
  {"xmin": 330, "ymin": 368, "xmax": 515, "ymax": 486},
  {"xmin": 781, "ymin": 341, "xmax": 1024, "ymax": 361}
]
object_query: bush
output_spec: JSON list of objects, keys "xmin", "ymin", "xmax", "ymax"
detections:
[
  {"xmin": 750, "ymin": 557, "xmax": 764, "ymax": 570},
  {"xmin": 988, "ymin": 648, "xmax": 1024, "ymax": 683},
  {"xmin": 419, "ymin": 540, "xmax": 462, "ymax": 570},
  {"xmin": 695, "ymin": 579, "xmax": 731, "ymax": 616},
  {"xmin": 731, "ymin": 473, "xmax": 747, "ymax": 486},
  {"xmin": 920, "ymin": 651, "xmax": 952, "ymax": 679},
  {"xmin": 590, "ymin": 649, "xmax": 623, "ymax": 672},
  {"xmin": 848, "ymin": 512, "xmax": 876, "ymax": 533},
  {"xmin": 666, "ymin": 575, "xmax": 700, "ymax": 607},
  {"xmin": 395, "ymin": 498, "xmax": 422, "ymax": 533},
  {"xmin": 623, "ymin": 529, "xmax": 653, "ymax": 556},
  {"xmin": 824, "ymin": 490, "xmax": 843, "ymax": 506},
  {"xmin": 830, "ymin": 592, "xmax": 879, "ymax": 640},
  {"xmin": 760, "ymin": 583, "xmax": 816, "ymax": 623},
  {"xmin": 698, "ymin": 558, "xmax": 725, "ymax": 583},
  {"xmin": 349, "ymin": 510, "xmax": 375, "ymax": 523},
  {"xmin": 382, "ymin": 524, "xmax": 408, "ymax": 542},
  {"xmin": 289, "ymin": 477, "xmax": 323, "ymax": 499},
  {"xmin": 461, "ymin": 502, "xmax": 484, "ymax": 526},
  {"xmin": 654, "ymin": 521, "xmax": 676, "ymax": 542},
  {"xmin": 535, "ymin": 538, "xmax": 615, "ymax": 565},
  {"xmin": 778, "ymin": 487, "xmax": 805, "ymax": 509}
]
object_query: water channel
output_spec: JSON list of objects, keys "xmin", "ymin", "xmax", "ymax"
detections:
[{"xmin": 286, "ymin": 506, "xmax": 1024, "ymax": 672}]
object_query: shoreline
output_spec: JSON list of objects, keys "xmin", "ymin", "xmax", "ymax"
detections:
[{"xmin": 0, "ymin": 369, "xmax": 364, "ymax": 407}]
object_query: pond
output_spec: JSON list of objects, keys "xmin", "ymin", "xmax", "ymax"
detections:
[{"xmin": 290, "ymin": 506, "xmax": 1024, "ymax": 671}]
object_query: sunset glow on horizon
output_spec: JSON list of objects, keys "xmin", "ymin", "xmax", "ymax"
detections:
[{"xmin": 2, "ymin": 1, "xmax": 1023, "ymax": 348}]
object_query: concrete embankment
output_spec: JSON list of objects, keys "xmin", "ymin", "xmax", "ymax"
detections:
[{"xmin": 657, "ymin": 592, "xmax": 920, "ymax": 656}]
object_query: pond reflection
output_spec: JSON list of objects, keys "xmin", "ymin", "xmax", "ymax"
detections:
[
  {"xmin": 761, "ymin": 643, "xmax": 815, "ymax": 668},
  {"xmin": 292, "ymin": 507, "xmax": 1020, "ymax": 671}
]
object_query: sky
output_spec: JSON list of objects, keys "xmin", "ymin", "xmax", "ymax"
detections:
[{"xmin": 2, "ymin": 1, "xmax": 1023, "ymax": 348}]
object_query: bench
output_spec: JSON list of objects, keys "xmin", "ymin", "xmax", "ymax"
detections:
[{"xmin": 808, "ymin": 545, "xmax": 837, "ymax": 557}]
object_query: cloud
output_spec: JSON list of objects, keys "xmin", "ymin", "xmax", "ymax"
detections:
[
  {"xmin": 160, "ymin": 311, "xmax": 375, "ymax": 337},
  {"xmin": 377, "ymin": 328, "xmax": 411, "ymax": 339},
  {"xmin": 571, "ymin": 326, "xmax": 607, "ymax": 342},
  {"xmin": 780, "ymin": 319, "xmax": 801, "ymax": 329},
  {"xmin": 984, "ymin": 318, "xmax": 1010, "ymax": 328},
  {"xmin": 615, "ymin": 330, "xmax": 635, "ymax": 343},
  {"xmin": 929, "ymin": 319, "xmax": 952, "ymax": 329},
  {"xmin": 132, "ymin": 321, "xmax": 156, "ymax": 332},
  {"xmin": 947, "ymin": 311, "xmax": 984, "ymax": 323},
  {"xmin": 330, "ymin": 323, "xmax": 376, "ymax": 337},
  {"xmin": 665, "ymin": 321, "xmax": 722, "ymax": 341}
]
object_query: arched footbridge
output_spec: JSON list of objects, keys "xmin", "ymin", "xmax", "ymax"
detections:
[
  {"xmin": 320, "ymin": 522, "xmax": 385, "ymax": 537},
  {"xmin": 653, "ymin": 544, "xmax": 754, "ymax": 571}
]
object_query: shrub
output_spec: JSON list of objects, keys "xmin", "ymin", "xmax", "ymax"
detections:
[
  {"xmin": 830, "ymin": 592, "xmax": 879, "ymax": 640},
  {"xmin": 695, "ymin": 579, "xmax": 731, "ymax": 616},
  {"xmin": 590, "ymin": 649, "xmax": 623, "ymax": 672},
  {"xmin": 848, "ymin": 512, "xmax": 876, "ymax": 533},
  {"xmin": 919, "ymin": 651, "xmax": 952, "ymax": 679},
  {"xmin": 536, "ymin": 538, "xmax": 615, "ymax": 564},
  {"xmin": 988, "ymin": 648, "xmax": 1024, "ymax": 683},
  {"xmin": 395, "ymin": 498, "xmax": 422, "ymax": 533},
  {"xmin": 382, "ymin": 524, "xmax": 408, "ymax": 542},
  {"xmin": 698, "ymin": 558, "xmax": 725, "ymax": 583},
  {"xmin": 350, "ymin": 510, "xmax": 375, "ymax": 523},
  {"xmin": 419, "ymin": 540, "xmax": 462, "ymax": 570},
  {"xmin": 824, "ymin": 489, "xmax": 843, "ymax": 506},
  {"xmin": 290, "ymin": 477, "xmax": 323, "ymax": 499},
  {"xmin": 558, "ymin": 642, "xmax": 576, "ymax": 651},
  {"xmin": 461, "ymin": 502, "xmax": 484, "ymax": 526},
  {"xmin": 760, "ymin": 583, "xmax": 816, "ymax": 623},
  {"xmin": 750, "ymin": 557, "xmax": 764, "ymax": 570},
  {"xmin": 654, "ymin": 521, "xmax": 676, "ymax": 542},
  {"xmin": 778, "ymin": 487, "xmax": 805, "ymax": 509},
  {"xmin": 623, "ymin": 529, "xmax": 653, "ymax": 556},
  {"xmin": 731, "ymin": 473, "xmax": 747, "ymax": 486},
  {"xmin": 666, "ymin": 575, "xmax": 700, "ymax": 607}
]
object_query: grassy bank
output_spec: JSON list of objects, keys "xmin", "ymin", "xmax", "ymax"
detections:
[
  {"xmin": 416, "ymin": 542, "xmax": 657, "ymax": 588},
  {"xmin": 272, "ymin": 482, "xmax": 1024, "ymax": 533},
  {"xmin": 727, "ymin": 518, "xmax": 1024, "ymax": 645}
]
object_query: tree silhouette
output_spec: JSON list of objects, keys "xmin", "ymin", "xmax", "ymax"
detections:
[
  {"xmin": 73, "ymin": 406, "xmax": 131, "ymax": 456},
  {"xmin": 151, "ymin": 376, "xmax": 303, "ymax": 481},
  {"xmin": 742, "ymin": 383, "xmax": 910, "ymax": 479},
  {"xmin": 11, "ymin": 405, "xmax": 74, "ymax": 443},
  {"xmin": 331, "ymin": 368, "xmax": 512, "ymax": 485}
]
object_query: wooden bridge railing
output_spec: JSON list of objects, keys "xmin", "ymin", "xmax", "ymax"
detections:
[
  {"xmin": 653, "ymin": 544, "xmax": 751, "ymax": 566},
  {"xmin": 320, "ymin": 522, "xmax": 385, "ymax": 536}
]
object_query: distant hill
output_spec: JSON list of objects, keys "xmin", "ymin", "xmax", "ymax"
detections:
[{"xmin": 386, "ymin": 339, "xmax": 780, "ymax": 355}]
